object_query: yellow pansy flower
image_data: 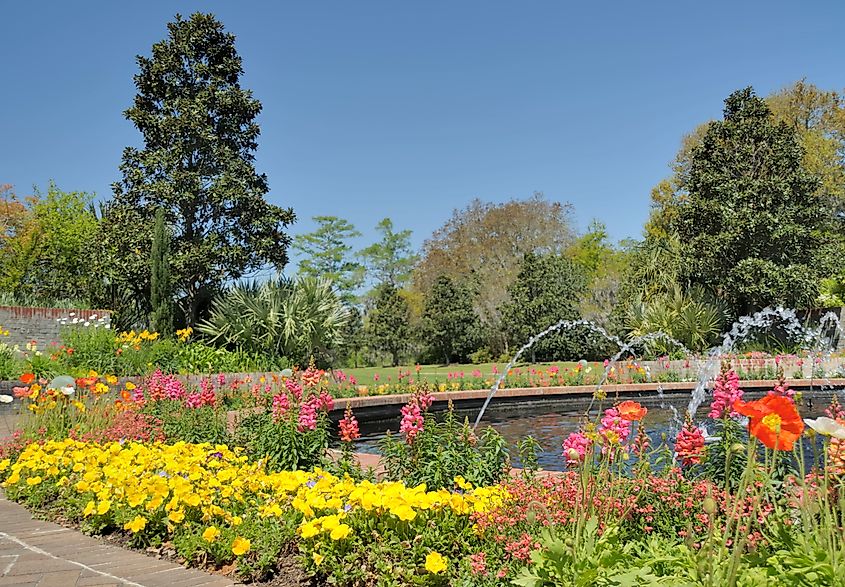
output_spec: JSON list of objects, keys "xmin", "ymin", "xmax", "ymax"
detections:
[
  {"xmin": 202, "ymin": 526, "xmax": 220, "ymax": 542},
  {"xmin": 231, "ymin": 537, "xmax": 250, "ymax": 556},
  {"xmin": 329, "ymin": 524, "xmax": 351, "ymax": 541},
  {"xmin": 123, "ymin": 516, "xmax": 146, "ymax": 533},
  {"xmin": 425, "ymin": 552, "xmax": 447, "ymax": 574}
]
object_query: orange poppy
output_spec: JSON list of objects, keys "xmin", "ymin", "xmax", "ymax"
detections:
[
  {"xmin": 733, "ymin": 394, "xmax": 804, "ymax": 451},
  {"xmin": 617, "ymin": 400, "xmax": 647, "ymax": 422},
  {"xmin": 20, "ymin": 373, "xmax": 35, "ymax": 385}
]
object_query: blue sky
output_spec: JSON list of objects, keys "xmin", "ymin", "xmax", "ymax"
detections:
[{"xmin": 2, "ymin": 1, "xmax": 844, "ymax": 261}]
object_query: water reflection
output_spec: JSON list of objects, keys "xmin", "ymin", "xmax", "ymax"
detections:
[{"xmin": 355, "ymin": 391, "xmax": 840, "ymax": 472}]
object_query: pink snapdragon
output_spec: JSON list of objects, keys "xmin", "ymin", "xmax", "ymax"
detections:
[
  {"xmin": 285, "ymin": 378, "xmax": 303, "ymax": 401},
  {"xmin": 400, "ymin": 400, "xmax": 424, "ymax": 442},
  {"xmin": 317, "ymin": 390, "xmax": 334, "ymax": 412},
  {"xmin": 562, "ymin": 431, "xmax": 591, "ymax": 465},
  {"xmin": 599, "ymin": 406, "xmax": 631, "ymax": 447},
  {"xmin": 271, "ymin": 393, "xmax": 290, "ymax": 422},
  {"xmin": 146, "ymin": 369, "xmax": 186, "ymax": 401},
  {"xmin": 708, "ymin": 367, "xmax": 742, "ymax": 419},
  {"xmin": 297, "ymin": 397, "xmax": 320, "ymax": 431},
  {"xmin": 675, "ymin": 418, "xmax": 706, "ymax": 466}
]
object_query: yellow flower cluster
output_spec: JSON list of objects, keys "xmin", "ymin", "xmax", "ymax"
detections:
[
  {"xmin": 176, "ymin": 327, "xmax": 193, "ymax": 342},
  {"xmin": 0, "ymin": 440, "xmax": 508, "ymax": 564},
  {"xmin": 117, "ymin": 330, "xmax": 160, "ymax": 346}
]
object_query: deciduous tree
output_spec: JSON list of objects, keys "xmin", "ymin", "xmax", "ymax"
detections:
[{"xmin": 414, "ymin": 193, "xmax": 574, "ymax": 354}]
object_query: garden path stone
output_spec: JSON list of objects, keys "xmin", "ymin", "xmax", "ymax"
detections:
[{"xmin": 0, "ymin": 491, "xmax": 239, "ymax": 587}]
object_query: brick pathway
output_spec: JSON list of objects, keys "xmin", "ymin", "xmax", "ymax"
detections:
[{"xmin": 0, "ymin": 491, "xmax": 236, "ymax": 587}]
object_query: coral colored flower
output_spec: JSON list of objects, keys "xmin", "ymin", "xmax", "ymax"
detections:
[
  {"xmin": 675, "ymin": 418, "xmax": 705, "ymax": 466},
  {"xmin": 734, "ymin": 394, "xmax": 804, "ymax": 451},
  {"xmin": 617, "ymin": 400, "xmax": 647, "ymax": 422},
  {"xmin": 339, "ymin": 405, "xmax": 360, "ymax": 442}
]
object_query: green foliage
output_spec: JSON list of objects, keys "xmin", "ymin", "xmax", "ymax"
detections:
[
  {"xmin": 198, "ymin": 276, "xmax": 349, "ymax": 366},
  {"xmin": 700, "ymin": 417, "xmax": 747, "ymax": 492},
  {"xmin": 0, "ymin": 340, "xmax": 21, "ymax": 380},
  {"xmin": 675, "ymin": 88, "xmax": 832, "ymax": 316},
  {"xmin": 104, "ymin": 12, "xmax": 295, "ymax": 325},
  {"xmin": 149, "ymin": 208, "xmax": 174, "ymax": 336},
  {"xmin": 234, "ymin": 411, "xmax": 329, "ymax": 472},
  {"xmin": 419, "ymin": 275, "xmax": 480, "ymax": 364},
  {"xmin": 414, "ymin": 193, "xmax": 575, "ymax": 356},
  {"xmin": 53, "ymin": 326, "xmax": 281, "ymax": 377},
  {"xmin": 501, "ymin": 252, "xmax": 594, "ymax": 361},
  {"xmin": 0, "ymin": 183, "xmax": 98, "ymax": 304},
  {"xmin": 379, "ymin": 404, "xmax": 509, "ymax": 490},
  {"xmin": 625, "ymin": 285, "xmax": 726, "ymax": 355},
  {"xmin": 293, "ymin": 216, "xmax": 364, "ymax": 302},
  {"xmin": 359, "ymin": 218, "xmax": 418, "ymax": 289},
  {"xmin": 366, "ymin": 283, "xmax": 411, "ymax": 366},
  {"xmin": 144, "ymin": 402, "xmax": 228, "ymax": 445}
]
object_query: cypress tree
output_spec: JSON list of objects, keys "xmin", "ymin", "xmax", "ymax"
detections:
[{"xmin": 150, "ymin": 208, "xmax": 174, "ymax": 335}]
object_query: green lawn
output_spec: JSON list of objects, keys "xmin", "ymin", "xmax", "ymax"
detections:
[{"xmin": 337, "ymin": 361, "xmax": 584, "ymax": 386}]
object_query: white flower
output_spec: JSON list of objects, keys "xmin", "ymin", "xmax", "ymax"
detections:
[
  {"xmin": 83, "ymin": 321, "xmax": 90, "ymax": 327},
  {"xmin": 69, "ymin": 312, "xmax": 76, "ymax": 317},
  {"xmin": 60, "ymin": 386, "xmax": 75, "ymax": 396},
  {"xmin": 0, "ymin": 395, "xmax": 12, "ymax": 404},
  {"xmin": 90, "ymin": 314, "xmax": 97, "ymax": 319},
  {"xmin": 804, "ymin": 417, "xmax": 845, "ymax": 440},
  {"xmin": 105, "ymin": 324, "xmax": 111, "ymax": 330}
]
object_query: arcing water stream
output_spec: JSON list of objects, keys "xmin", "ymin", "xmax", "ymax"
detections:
[{"xmin": 472, "ymin": 307, "xmax": 845, "ymax": 431}]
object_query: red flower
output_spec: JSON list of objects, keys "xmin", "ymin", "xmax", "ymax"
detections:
[
  {"xmin": 733, "ymin": 394, "xmax": 804, "ymax": 451},
  {"xmin": 617, "ymin": 400, "xmax": 647, "ymax": 422},
  {"xmin": 20, "ymin": 373, "xmax": 35, "ymax": 385}
]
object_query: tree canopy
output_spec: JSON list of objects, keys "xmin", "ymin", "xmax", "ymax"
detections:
[
  {"xmin": 674, "ymin": 88, "xmax": 832, "ymax": 315},
  {"xmin": 414, "ymin": 193, "xmax": 575, "ymax": 354},
  {"xmin": 292, "ymin": 216, "xmax": 363, "ymax": 302},
  {"xmin": 102, "ymin": 12, "xmax": 295, "ymax": 325}
]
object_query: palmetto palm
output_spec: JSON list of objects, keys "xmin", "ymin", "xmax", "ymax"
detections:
[{"xmin": 198, "ymin": 276, "xmax": 349, "ymax": 363}]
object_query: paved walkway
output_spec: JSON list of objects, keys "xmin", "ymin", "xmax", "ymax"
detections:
[{"xmin": 0, "ymin": 491, "xmax": 236, "ymax": 587}]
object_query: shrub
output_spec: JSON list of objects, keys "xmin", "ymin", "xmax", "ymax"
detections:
[{"xmin": 380, "ymin": 392, "xmax": 510, "ymax": 490}]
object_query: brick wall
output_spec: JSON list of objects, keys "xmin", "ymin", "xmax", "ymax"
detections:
[{"xmin": 0, "ymin": 306, "xmax": 111, "ymax": 350}]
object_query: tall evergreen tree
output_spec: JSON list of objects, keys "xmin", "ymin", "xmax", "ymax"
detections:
[
  {"xmin": 501, "ymin": 253, "xmax": 588, "ymax": 362},
  {"xmin": 419, "ymin": 275, "xmax": 479, "ymax": 364},
  {"xmin": 359, "ymin": 218, "xmax": 418, "ymax": 288},
  {"xmin": 102, "ymin": 13, "xmax": 295, "ymax": 325},
  {"xmin": 366, "ymin": 283, "xmax": 410, "ymax": 367},
  {"xmin": 149, "ymin": 208, "xmax": 173, "ymax": 335},
  {"xmin": 675, "ymin": 88, "xmax": 832, "ymax": 315}
]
